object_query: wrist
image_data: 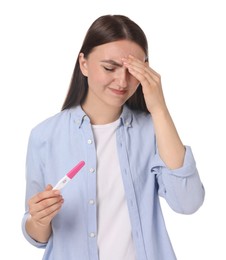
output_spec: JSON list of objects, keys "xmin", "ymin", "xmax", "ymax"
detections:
[{"xmin": 26, "ymin": 215, "xmax": 52, "ymax": 243}]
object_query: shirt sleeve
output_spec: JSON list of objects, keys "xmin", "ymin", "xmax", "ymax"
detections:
[
  {"xmin": 21, "ymin": 129, "xmax": 48, "ymax": 248},
  {"xmin": 150, "ymin": 146, "xmax": 205, "ymax": 214},
  {"xmin": 21, "ymin": 213, "xmax": 47, "ymax": 248}
]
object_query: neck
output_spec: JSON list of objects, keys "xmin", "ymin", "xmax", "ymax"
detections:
[{"xmin": 82, "ymin": 102, "xmax": 122, "ymax": 125}]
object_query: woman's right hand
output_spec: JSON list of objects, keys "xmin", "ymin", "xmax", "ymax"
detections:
[{"xmin": 26, "ymin": 184, "xmax": 64, "ymax": 243}]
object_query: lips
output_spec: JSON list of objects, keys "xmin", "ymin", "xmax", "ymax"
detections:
[{"xmin": 109, "ymin": 88, "xmax": 127, "ymax": 95}]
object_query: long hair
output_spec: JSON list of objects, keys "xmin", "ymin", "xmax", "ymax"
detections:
[{"xmin": 62, "ymin": 14, "xmax": 149, "ymax": 113}]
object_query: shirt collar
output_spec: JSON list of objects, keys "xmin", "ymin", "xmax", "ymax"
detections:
[
  {"xmin": 119, "ymin": 105, "xmax": 133, "ymax": 128},
  {"xmin": 70, "ymin": 105, "xmax": 133, "ymax": 128},
  {"xmin": 70, "ymin": 106, "xmax": 89, "ymax": 128}
]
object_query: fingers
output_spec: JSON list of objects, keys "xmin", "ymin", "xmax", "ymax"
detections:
[
  {"xmin": 122, "ymin": 55, "xmax": 166, "ymax": 114},
  {"xmin": 29, "ymin": 195, "xmax": 63, "ymax": 216},
  {"xmin": 30, "ymin": 185, "xmax": 60, "ymax": 202},
  {"xmin": 28, "ymin": 185, "xmax": 64, "ymax": 225},
  {"xmin": 122, "ymin": 55, "xmax": 161, "ymax": 85},
  {"xmin": 122, "ymin": 55, "xmax": 162, "ymax": 99},
  {"xmin": 45, "ymin": 184, "xmax": 53, "ymax": 191}
]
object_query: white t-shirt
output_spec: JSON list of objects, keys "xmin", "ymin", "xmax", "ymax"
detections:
[{"xmin": 92, "ymin": 119, "xmax": 136, "ymax": 260}]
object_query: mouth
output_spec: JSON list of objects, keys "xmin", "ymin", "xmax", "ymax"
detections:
[{"xmin": 109, "ymin": 88, "xmax": 127, "ymax": 95}]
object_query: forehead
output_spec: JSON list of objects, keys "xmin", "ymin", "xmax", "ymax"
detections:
[{"xmin": 89, "ymin": 40, "xmax": 146, "ymax": 62}]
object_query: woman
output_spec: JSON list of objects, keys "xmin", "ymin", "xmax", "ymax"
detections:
[{"xmin": 22, "ymin": 14, "xmax": 205, "ymax": 260}]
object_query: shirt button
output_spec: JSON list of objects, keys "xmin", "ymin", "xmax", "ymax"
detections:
[
  {"xmin": 89, "ymin": 168, "xmax": 95, "ymax": 173},
  {"xmin": 89, "ymin": 232, "xmax": 96, "ymax": 238},
  {"xmin": 87, "ymin": 139, "xmax": 92, "ymax": 144},
  {"xmin": 89, "ymin": 199, "xmax": 95, "ymax": 205}
]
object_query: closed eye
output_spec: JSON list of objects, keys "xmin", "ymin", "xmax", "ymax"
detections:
[
  {"xmin": 103, "ymin": 67, "xmax": 115, "ymax": 72},
  {"xmin": 101, "ymin": 60, "xmax": 122, "ymax": 72}
]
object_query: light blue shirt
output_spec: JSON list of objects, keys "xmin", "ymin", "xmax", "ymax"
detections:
[{"xmin": 22, "ymin": 105, "xmax": 205, "ymax": 260}]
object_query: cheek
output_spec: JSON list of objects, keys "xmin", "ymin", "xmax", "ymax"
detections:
[{"xmin": 87, "ymin": 66, "xmax": 111, "ymax": 85}]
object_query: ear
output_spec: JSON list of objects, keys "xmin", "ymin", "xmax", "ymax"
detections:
[{"xmin": 79, "ymin": 53, "xmax": 88, "ymax": 77}]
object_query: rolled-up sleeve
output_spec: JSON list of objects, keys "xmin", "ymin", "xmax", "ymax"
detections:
[
  {"xmin": 151, "ymin": 146, "xmax": 205, "ymax": 214},
  {"xmin": 21, "ymin": 213, "xmax": 47, "ymax": 248},
  {"xmin": 21, "ymin": 129, "xmax": 47, "ymax": 248}
]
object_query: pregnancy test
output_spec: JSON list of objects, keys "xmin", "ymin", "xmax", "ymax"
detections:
[{"xmin": 53, "ymin": 161, "xmax": 85, "ymax": 190}]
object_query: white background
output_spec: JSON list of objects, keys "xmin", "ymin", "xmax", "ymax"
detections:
[{"xmin": 0, "ymin": 0, "xmax": 225, "ymax": 259}]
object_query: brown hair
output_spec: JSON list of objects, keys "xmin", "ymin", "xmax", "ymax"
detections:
[{"xmin": 62, "ymin": 14, "xmax": 149, "ymax": 113}]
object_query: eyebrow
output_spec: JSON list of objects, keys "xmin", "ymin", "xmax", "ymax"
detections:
[{"xmin": 100, "ymin": 59, "xmax": 123, "ymax": 67}]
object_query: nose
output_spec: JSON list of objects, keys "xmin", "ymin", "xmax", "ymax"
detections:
[{"xmin": 116, "ymin": 68, "xmax": 129, "ymax": 89}]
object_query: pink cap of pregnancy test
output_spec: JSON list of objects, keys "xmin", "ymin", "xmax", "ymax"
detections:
[{"xmin": 66, "ymin": 161, "xmax": 85, "ymax": 179}]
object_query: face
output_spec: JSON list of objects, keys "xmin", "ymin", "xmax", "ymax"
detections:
[{"xmin": 79, "ymin": 40, "xmax": 146, "ymax": 111}]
